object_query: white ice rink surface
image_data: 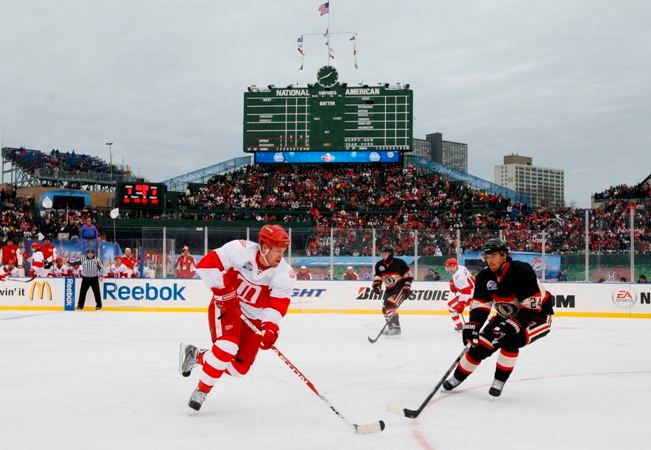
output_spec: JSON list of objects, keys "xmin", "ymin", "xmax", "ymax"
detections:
[{"xmin": 1, "ymin": 312, "xmax": 649, "ymax": 450}]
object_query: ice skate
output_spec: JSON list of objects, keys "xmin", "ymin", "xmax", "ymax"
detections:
[
  {"xmin": 384, "ymin": 327, "xmax": 401, "ymax": 337},
  {"xmin": 179, "ymin": 343, "xmax": 199, "ymax": 377},
  {"xmin": 188, "ymin": 387, "xmax": 207, "ymax": 414},
  {"xmin": 443, "ymin": 376, "xmax": 462, "ymax": 391},
  {"xmin": 489, "ymin": 379, "xmax": 505, "ymax": 397}
]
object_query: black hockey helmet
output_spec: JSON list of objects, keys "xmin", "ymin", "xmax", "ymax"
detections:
[
  {"xmin": 482, "ymin": 238, "xmax": 509, "ymax": 255},
  {"xmin": 381, "ymin": 244, "xmax": 394, "ymax": 254}
]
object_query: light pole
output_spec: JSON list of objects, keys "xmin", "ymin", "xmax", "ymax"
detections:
[{"xmin": 106, "ymin": 142, "xmax": 113, "ymax": 181}]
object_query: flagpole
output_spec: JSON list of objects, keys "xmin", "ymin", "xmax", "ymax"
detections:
[{"xmin": 327, "ymin": 1, "xmax": 331, "ymax": 66}]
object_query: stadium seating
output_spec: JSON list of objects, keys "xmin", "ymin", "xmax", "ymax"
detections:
[{"xmin": 176, "ymin": 166, "xmax": 650, "ymax": 256}]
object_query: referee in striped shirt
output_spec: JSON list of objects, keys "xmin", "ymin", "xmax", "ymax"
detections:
[{"xmin": 76, "ymin": 248, "xmax": 105, "ymax": 311}]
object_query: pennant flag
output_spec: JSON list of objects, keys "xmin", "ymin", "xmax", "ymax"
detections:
[
  {"xmin": 297, "ymin": 35, "xmax": 305, "ymax": 70},
  {"xmin": 318, "ymin": 2, "xmax": 330, "ymax": 16},
  {"xmin": 351, "ymin": 34, "xmax": 359, "ymax": 69},
  {"xmin": 297, "ymin": 36, "xmax": 304, "ymax": 54}
]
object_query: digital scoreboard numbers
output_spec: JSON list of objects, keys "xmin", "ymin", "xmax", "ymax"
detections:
[
  {"xmin": 243, "ymin": 66, "xmax": 413, "ymax": 153},
  {"xmin": 116, "ymin": 182, "xmax": 164, "ymax": 208}
]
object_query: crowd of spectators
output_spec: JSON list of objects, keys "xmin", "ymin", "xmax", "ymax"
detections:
[
  {"xmin": 1, "ymin": 185, "xmax": 104, "ymax": 247},
  {"xmin": 177, "ymin": 165, "xmax": 650, "ymax": 256},
  {"xmin": 3, "ymin": 147, "xmax": 129, "ymax": 176},
  {"xmin": 2, "ymin": 168, "xmax": 649, "ymax": 272},
  {"xmin": 593, "ymin": 181, "xmax": 650, "ymax": 201}
]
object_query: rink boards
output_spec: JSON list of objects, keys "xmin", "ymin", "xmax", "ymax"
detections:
[{"xmin": 0, "ymin": 278, "xmax": 649, "ymax": 318}]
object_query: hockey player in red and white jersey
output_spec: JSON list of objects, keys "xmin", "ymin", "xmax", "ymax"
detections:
[
  {"xmin": 28, "ymin": 242, "xmax": 47, "ymax": 278},
  {"xmin": 69, "ymin": 259, "xmax": 83, "ymax": 277},
  {"xmin": 445, "ymin": 258, "xmax": 475, "ymax": 331},
  {"xmin": 40, "ymin": 236, "xmax": 57, "ymax": 269},
  {"xmin": 121, "ymin": 248, "xmax": 139, "ymax": 278},
  {"xmin": 175, "ymin": 246, "xmax": 197, "ymax": 278},
  {"xmin": 179, "ymin": 224, "xmax": 296, "ymax": 413},
  {"xmin": 0, "ymin": 259, "xmax": 20, "ymax": 281},
  {"xmin": 106, "ymin": 256, "xmax": 129, "ymax": 278},
  {"xmin": 48, "ymin": 257, "xmax": 71, "ymax": 278}
]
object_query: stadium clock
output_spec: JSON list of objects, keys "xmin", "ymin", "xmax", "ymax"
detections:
[
  {"xmin": 116, "ymin": 182, "xmax": 165, "ymax": 208},
  {"xmin": 317, "ymin": 65, "xmax": 338, "ymax": 88}
]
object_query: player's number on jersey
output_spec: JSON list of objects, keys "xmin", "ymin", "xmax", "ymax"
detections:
[
  {"xmin": 236, "ymin": 276, "xmax": 263, "ymax": 305},
  {"xmin": 523, "ymin": 296, "xmax": 541, "ymax": 310}
]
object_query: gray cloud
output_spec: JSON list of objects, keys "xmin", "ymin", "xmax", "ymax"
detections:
[{"xmin": 1, "ymin": 0, "xmax": 648, "ymax": 207}]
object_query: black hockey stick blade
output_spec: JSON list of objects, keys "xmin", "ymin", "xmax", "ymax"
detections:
[
  {"xmin": 6, "ymin": 276, "xmax": 36, "ymax": 283},
  {"xmin": 353, "ymin": 419, "xmax": 386, "ymax": 434},
  {"xmin": 387, "ymin": 403, "xmax": 419, "ymax": 418},
  {"xmin": 367, "ymin": 329, "xmax": 386, "ymax": 344},
  {"xmin": 367, "ymin": 288, "xmax": 406, "ymax": 344}
]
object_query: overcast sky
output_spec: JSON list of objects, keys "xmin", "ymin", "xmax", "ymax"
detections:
[{"xmin": 1, "ymin": 0, "xmax": 649, "ymax": 207}]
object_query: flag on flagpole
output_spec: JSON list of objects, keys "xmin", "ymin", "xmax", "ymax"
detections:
[
  {"xmin": 351, "ymin": 34, "xmax": 359, "ymax": 69},
  {"xmin": 297, "ymin": 36, "xmax": 304, "ymax": 54},
  {"xmin": 318, "ymin": 2, "xmax": 330, "ymax": 16},
  {"xmin": 297, "ymin": 36, "xmax": 305, "ymax": 70}
]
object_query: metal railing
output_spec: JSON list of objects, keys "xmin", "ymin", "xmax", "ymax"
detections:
[{"xmin": 126, "ymin": 214, "xmax": 649, "ymax": 282}]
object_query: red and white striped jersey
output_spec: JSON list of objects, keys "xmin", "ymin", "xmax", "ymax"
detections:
[
  {"xmin": 40, "ymin": 244, "xmax": 57, "ymax": 264},
  {"xmin": 1, "ymin": 266, "xmax": 19, "ymax": 280},
  {"xmin": 30, "ymin": 251, "xmax": 47, "ymax": 277},
  {"xmin": 196, "ymin": 240, "xmax": 296, "ymax": 326},
  {"xmin": 449, "ymin": 265, "xmax": 475, "ymax": 304},
  {"xmin": 176, "ymin": 255, "xmax": 197, "ymax": 278},
  {"xmin": 107, "ymin": 263, "xmax": 129, "ymax": 278},
  {"xmin": 1, "ymin": 244, "xmax": 19, "ymax": 265},
  {"xmin": 48, "ymin": 264, "xmax": 71, "ymax": 278}
]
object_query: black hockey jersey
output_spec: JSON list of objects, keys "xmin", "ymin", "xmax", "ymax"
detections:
[
  {"xmin": 374, "ymin": 257, "xmax": 413, "ymax": 291},
  {"xmin": 469, "ymin": 259, "xmax": 553, "ymax": 325}
]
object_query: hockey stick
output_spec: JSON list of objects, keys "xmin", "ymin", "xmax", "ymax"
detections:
[
  {"xmin": 367, "ymin": 287, "xmax": 407, "ymax": 344},
  {"xmin": 5, "ymin": 276, "xmax": 37, "ymax": 283},
  {"xmin": 241, "ymin": 314, "xmax": 386, "ymax": 434},
  {"xmin": 387, "ymin": 344, "xmax": 470, "ymax": 419}
]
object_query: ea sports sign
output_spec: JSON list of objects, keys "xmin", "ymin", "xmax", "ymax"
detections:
[{"xmin": 611, "ymin": 289, "xmax": 636, "ymax": 308}]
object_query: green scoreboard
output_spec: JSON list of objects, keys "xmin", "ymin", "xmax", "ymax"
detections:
[{"xmin": 243, "ymin": 66, "xmax": 413, "ymax": 153}]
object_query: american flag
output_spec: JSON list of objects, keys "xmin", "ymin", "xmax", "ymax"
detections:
[{"xmin": 318, "ymin": 2, "xmax": 329, "ymax": 16}]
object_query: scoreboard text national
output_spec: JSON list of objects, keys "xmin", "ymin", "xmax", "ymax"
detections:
[{"xmin": 244, "ymin": 66, "xmax": 413, "ymax": 153}]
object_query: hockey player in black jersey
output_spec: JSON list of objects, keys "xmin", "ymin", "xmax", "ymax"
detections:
[
  {"xmin": 443, "ymin": 238, "xmax": 553, "ymax": 396},
  {"xmin": 372, "ymin": 245, "xmax": 413, "ymax": 336}
]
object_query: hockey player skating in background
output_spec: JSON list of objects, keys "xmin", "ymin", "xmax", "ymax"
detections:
[
  {"xmin": 443, "ymin": 238, "xmax": 553, "ymax": 397},
  {"xmin": 372, "ymin": 245, "xmax": 413, "ymax": 337},
  {"xmin": 179, "ymin": 224, "xmax": 296, "ymax": 413},
  {"xmin": 445, "ymin": 258, "xmax": 475, "ymax": 331}
]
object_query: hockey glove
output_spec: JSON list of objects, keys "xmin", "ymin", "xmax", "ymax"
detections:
[
  {"xmin": 372, "ymin": 280, "xmax": 382, "ymax": 296},
  {"xmin": 401, "ymin": 283, "xmax": 412, "ymax": 300},
  {"xmin": 491, "ymin": 318, "xmax": 521, "ymax": 343},
  {"xmin": 211, "ymin": 287, "xmax": 238, "ymax": 306},
  {"xmin": 462, "ymin": 322, "xmax": 480, "ymax": 347},
  {"xmin": 259, "ymin": 322, "xmax": 279, "ymax": 350}
]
